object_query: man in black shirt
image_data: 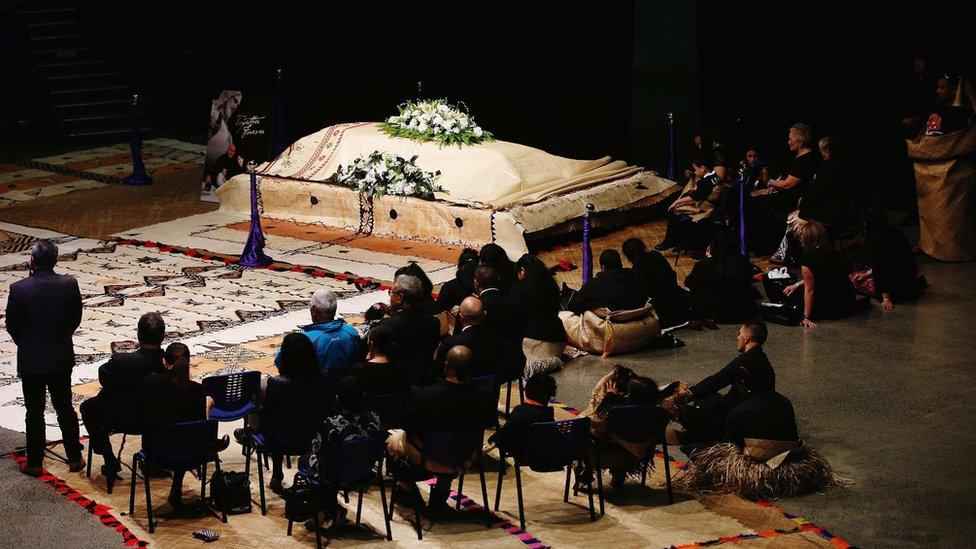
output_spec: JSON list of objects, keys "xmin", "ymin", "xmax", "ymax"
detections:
[
  {"xmin": 567, "ymin": 250, "xmax": 647, "ymax": 314},
  {"xmin": 923, "ymin": 74, "xmax": 974, "ymax": 137},
  {"xmin": 432, "ymin": 296, "xmax": 502, "ymax": 382},
  {"xmin": 622, "ymin": 237, "xmax": 690, "ymax": 329},
  {"xmin": 723, "ymin": 365, "xmax": 797, "ymax": 446},
  {"xmin": 677, "ymin": 322, "xmax": 774, "ymax": 449},
  {"xmin": 378, "ymin": 274, "xmax": 441, "ymax": 385},
  {"xmin": 391, "ymin": 346, "xmax": 495, "ymax": 507},
  {"xmin": 80, "ymin": 312, "xmax": 165, "ymax": 479}
]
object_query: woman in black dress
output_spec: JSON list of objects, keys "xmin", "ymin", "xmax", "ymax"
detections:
[
  {"xmin": 348, "ymin": 324, "xmax": 409, "ymax": 397},
  {"xmin": 435, "ymin": 248, "xmax": 479, "ymax": 312},
  {"xmin": 509, "ymin": 254, "xmax": 567, "ymax": 376},
  {"xmin": 852, "ymin": 204, "xmax": 926, "ymax": 310},
  {"xmin": 782, "ymin": 221, "xmax": 858, "ymax": 327},
  {"xmin": 685, "ymin": 231, "xmax": 758, "ymax": 325}
]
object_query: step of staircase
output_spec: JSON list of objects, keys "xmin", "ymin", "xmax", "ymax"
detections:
[
  {"xmin": 50, "ymin": 98, "xmax": 133, "ymax": 118},
  {"xmin": 47, "ymin": 72, "xmax": 126, "ymax": 91}
]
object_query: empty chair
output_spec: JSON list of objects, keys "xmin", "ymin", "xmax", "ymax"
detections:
[
  {"xmin": 595, "ymin": 404, "xmax": 673, "ymax": 514},
  {"xmin": 388, "ymin": 428, "xmax": 491, "ymax": 540},
  {"xmin": 494, "ymin": 417, "xmax": 599, "ymax": 531},
  {"xmin": 203, "ymin": 370, "xmax": 261, "ymax": 426},
  {"xmin": 127, "ymin": 419, "xmax": 227, "ymax": 533}
]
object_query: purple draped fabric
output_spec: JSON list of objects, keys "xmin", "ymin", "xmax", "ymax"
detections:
[
  {"xmin": 582, "ymin": 207, "xmax": 593, "ymax": 284},
  {"xmin": 238, "ymin": 171, "xmax": 274, "ymax": 267}
]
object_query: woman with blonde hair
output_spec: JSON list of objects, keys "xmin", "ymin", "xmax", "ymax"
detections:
[{"xmin": 781, "ymin": 221, "xmax": 859, "ymax": 327}]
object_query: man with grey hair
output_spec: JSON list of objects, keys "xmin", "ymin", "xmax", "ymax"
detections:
[
  {"xmin": 281, "ymin": 288, "xmax": 360, "ymax": 380},
  {"xmin": 5, "ymin": 240, "xmax": 85, "ymax": 476},
  {"xmin": 379, "ymin": 274, "xmax": 440, "ymax": 385}
]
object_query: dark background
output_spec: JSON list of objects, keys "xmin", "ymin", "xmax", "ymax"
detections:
[{"xmin": 5, "ymin": 1, "xmax": 974, "ymax": 200}]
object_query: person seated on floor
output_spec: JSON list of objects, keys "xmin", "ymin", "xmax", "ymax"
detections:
[
  {"xmin": 770, "ymin": 136, "xmax": 858, "ymax": 264},
  {"xmin": 81, "ymin": 312, "xmax": 165, "ymax": 481},
  {"xmin": 388, "ymin": 345, "xmax": 495, "ymax": 510},
  {"xmin": 288, "ymin": 288, "xmax": 360, "ymax": 380},
  {"xmin": 622, "ymin": 237, "xmax": 691, "ymax": 329},
  {"xmin": 567, "ymin": 249, "xmax": 648, "ymax": 314},
  {"xmin": 237, "ymin": 332, "xmax": 330, "ymax": 493},
  {"xmin": 300, "ymin": 375, "xmax": 384, "ymax": 531},
  {"xmin": 655, "ymin": 155, "xmax": 725, "ymax": 252},
  {"xmin": 673, "ymin": 322, "xmax": 774, "ymax": 453},
  {"xmin": 432, "ymin": 296, "xmax": 502, "ymax": 382},
  {"xmin": 684, "ymin": 231, "xmax": 758, "ymax": 328},
  {"xmin": 479, "ymin": 243, "xmax": 517, "ymax": 295},
  {"xmin": 436, "ymin": 248, "xmax": 480, "ymax": 313},
  {"xmin": 348, "ymin": 324, "xmax": 410, "ymax": 397},
  {"xmin": 923, "ymin": 74, "xmax": 975, "ymax": 137},
  {"xmin": 579, "ymin": 365, "xmax": 665, "ymax": 488},
  {"xmin": 484, "ymin": 372, "xmax": 557, "ymax": 459},
  {"xmin": 509, "ymin": 254, "xmax": 567, "ymax": 376},
  {"xmin": 395, "ymin": 262, "xmax": 440, "ymax": 316},
  {"xmin": 139, "ymin": 343, "xmax": 226, "ymax": 509},
  {"xmin": 782, "ymin": 221, "xmax": 861, "ymax": 328},
  {"xmin": 379, "ymin": 274, "xmax": 441, "ymax": 385},
  {"xmin": 851, "ymin": 204, "xmax": 927, "ymax": 310},
  {"xmin": 748, "ymin": 123, "xmax": 820, "ymax": 254}
]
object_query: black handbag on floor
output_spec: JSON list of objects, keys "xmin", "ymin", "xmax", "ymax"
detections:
[
  {"xmin": 208, "ymin": 470, "xmax": 252, "ymax": 514},
  {"xmin": 284, "ymin": 473, "xmax": 318, "ymax": 522}
]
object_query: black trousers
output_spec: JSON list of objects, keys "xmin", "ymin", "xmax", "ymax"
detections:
[
  {"xmin": 21, "ymin": 371, "xmax": 83, "ymax": 467},
  {"xmin": 79, "ymin": 395, "xmax": 118, "ymax": 467}
]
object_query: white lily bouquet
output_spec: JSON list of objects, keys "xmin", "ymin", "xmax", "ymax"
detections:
[
  {"xmin": 379, "ymin": 98, "xmax": 494, "ymax": 146},
  {"xmin": 334, "ymin": 151, "xmax": 445, "ymax": 199}
]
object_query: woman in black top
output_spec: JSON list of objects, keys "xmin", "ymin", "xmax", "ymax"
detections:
[
  {"xmin": 348, "ymin": 324, "xmax": 409, "ymax": 397},
  {"xmin": 783, "ymin": 221, "xmax": 858, "ymax": 327},
  {"xmin": 435, "ymin": 248, "xmax": 479, "ymax": 312},
  {"xmin": 853, "ymin": 205, "xmax": 925, "ymax": 309},
  {"xmin": 139, "ymin": 342, "xmax": 208, "ymax": 508},
  {"xmin": 622, "ymin": 237, "xmax": 690, "ymax": 328},
  {"xmin": 509, "ymin": 254, "xmax": 567, "ymax": 376},
  {"xmin": 395, "ymin": 263, "xmax": 439, "ymax": 316},
  {"xmin": 685, "ymin": 231, "xmax": 758, "ymax": 324},
  {"xmin": 258, "ymin": 332, "xmax": 330, "ymax": 492},
  {"xmin": 479, "ymin": 243, "xmax": 516, "ymax": 295}
]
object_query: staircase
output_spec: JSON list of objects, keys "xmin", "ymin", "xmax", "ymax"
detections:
[{"xmin": 16, "ymin": 2, "xmax": 149, "ymax": 141}]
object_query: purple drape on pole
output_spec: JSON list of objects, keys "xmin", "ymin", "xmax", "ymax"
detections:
[
  {"xmin": 667, "ymin": 112, "xmax": 675, "ymax": 181},
  {"xmin": 238, "ymin": 169, "xmax": 273, "ymax": 268},
  {"xmin": 582, "ymin": 204, "xmax": 594, "ymax": 284}
]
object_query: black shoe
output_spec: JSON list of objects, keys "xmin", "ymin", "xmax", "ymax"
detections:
[
  {"xmin": 654, "ymin": 241, "xmax": 676, "ymax": 252},
  {"xmin": 214, "ymin": 435, "xmax": 230, "ymax": 453},
  {"xmin": 269, "ymin": 475, "xmax": 284, "ymax": 494},
  {"xmin": 101, "ymin": 462, "xmax": 123, "ymax": 481},
  {"xmin": 233, "ymin": 428, "xmax": 247, "ymax": 446}
]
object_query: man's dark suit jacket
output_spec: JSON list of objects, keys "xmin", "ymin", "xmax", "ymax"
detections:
[
  {"xmin": 690, "ymin": 346, "xmax": 775, "ymax": 413},
  {"xmin": 567, "ymin": 268, "xmax": 647, "ymax": 314},
  {"xmin": 97, "ymin": 347, "xmax": 165, "ymax": 397},
  {"xmin": 479, "ymin": 288, "xmax": 518, "ymax": 338},
  {"xmin": 432, "ymin": 324, "xmax": 503, "ymax": 382},
  {"xmin": 398, "ymin": 379, "xmax": 495, "ymax": 438},
  {"xmin": 379, "ymin": 307, "xmax": 441, "ymax": 385},
  {"xmin": 5, "ymin": 268, "xmax": 83, "ymax": 377}
]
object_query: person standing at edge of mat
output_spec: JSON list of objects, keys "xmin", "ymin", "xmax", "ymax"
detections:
[{"xmin": 5, "ymin": 240, "xmax": 85, "ymax": 476}]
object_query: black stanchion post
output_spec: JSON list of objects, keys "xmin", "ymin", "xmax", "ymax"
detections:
[{"xmin": 123, "ymin": 94, "xmax": 152, "ymax": 186}]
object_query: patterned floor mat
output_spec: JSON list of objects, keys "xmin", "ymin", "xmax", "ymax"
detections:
[{"xmin": 0, "ymin": 139, "xmax": 203, "ymax": 208}]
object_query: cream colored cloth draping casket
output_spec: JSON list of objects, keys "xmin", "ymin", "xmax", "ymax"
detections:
[{"xmin": 217, "ymin": 122, "xmax": 678, "ymax": 256}]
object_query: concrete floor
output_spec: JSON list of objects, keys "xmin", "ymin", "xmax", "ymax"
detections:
[{"xmin": 555, "ymin": 254, "xmax": 976, "ymax": 547}]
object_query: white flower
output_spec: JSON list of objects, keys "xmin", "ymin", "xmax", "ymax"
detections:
[
  {"xmin": 387, "ymin": 116, "xmax": 399, "ymax": 123},
  {"xmin": 473, "ymin": 127, "xmax": 483, "ymax": 137},
  {"xmin": 417, "ymin": 121, "xmax": 428, "ymax": 133}
]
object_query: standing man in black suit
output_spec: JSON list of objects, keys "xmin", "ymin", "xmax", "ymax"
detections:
[
  {"xmin": 379, "ymin": 274, "xmax": 441, "ymax": 385},
  {"xmin": 80, "ymin": 312, "xmax": 165, "ymax": 479},
  {"xmin": 5, "ymin": 241, "xmax": 84, "ymax": 476},
  {"xmin": 432, "ymin": 296, "xmax": 501, "ymax": 381}
]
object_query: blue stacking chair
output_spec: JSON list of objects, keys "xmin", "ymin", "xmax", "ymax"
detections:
[
  {"xmin": 127, "ymin": 419, "xmax": 226, "ymax": 533},
  {"xmin": 203, "ymin": 371, "xmax": 261, "ymax": 426},
  {"xmin": 285, "ymin": 436, "xmax": 392, "ymax": 546},
  {"xmin": 86, "ymin": 392, "xmax": 142, "ymax": 494},
  {"xmin": 388, "ymin": 428, "xmax": 491, "ymax": 540},
  {"xmin": 243, "ymin": 413, "xmax": 323, "ymax": 515},
  {"xmin": 364, "ymin": 392, "xmax": 409, "ymax": 430},
  {"xmin": 494, "ymin": 417, "xmax": 598, "ymax": 531},
  {"xmin": 595, "ymin": 404, "xmax": 673, "ymax": 514}
]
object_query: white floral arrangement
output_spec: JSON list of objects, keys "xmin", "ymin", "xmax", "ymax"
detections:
[
  {"xmin": 379, "ymin": 98, "xmax": 494, "ymax": 146},
  {"xmin": 334, "ymin": 151, "xmax": 445, "ymax": 199}
]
